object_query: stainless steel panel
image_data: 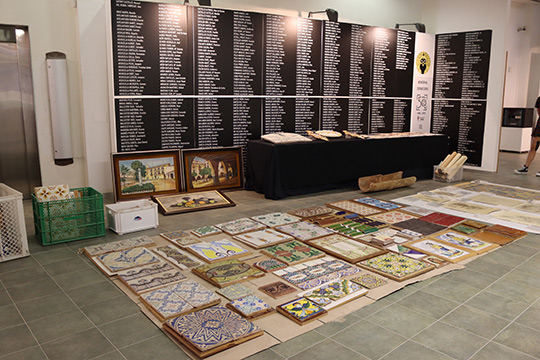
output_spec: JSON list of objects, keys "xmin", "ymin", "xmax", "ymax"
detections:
[{"xmin": 0, "ymin": 25, "xmax": 41, "ymax": 198}]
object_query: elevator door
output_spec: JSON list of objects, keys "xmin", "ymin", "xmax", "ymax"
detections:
[{"xmin": 0, "ymin": 25, "xmax": 41, "ymax": 198}]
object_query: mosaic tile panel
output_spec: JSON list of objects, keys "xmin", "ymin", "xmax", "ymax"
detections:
[
  {"xmin": 277, "ymin": 298, "xmax": 326, "ymax": 324},
  {"xmin": 368, "ymin": 210, "xmax": 417, "ymax": 224},
  {"xmin": 96, "ymin": 247, "xmax": 160, "ymax": 272},
  {"xmin": 227, "ymin": 295, "xmax": 271, "ymax": 318},
  {"xmin": 274, "ymin": 221, "xmax": 334, "ymax": 241},
  {"xmin": 251, "ymin": 212, "xmax": 301, "ymax": 227},
  {"xmin": 216, "ymin": 284, "xmax": 254, "ymax": 301},
  {"xmin": 83, "ymin": 236, "xmax": 154, "ymax": 256},
  {"xmin": 185, "ymin": 239, "xmax": 250, "ymax": 262},
  {"xmin": 214, "ymin": 218, "xmax": 266, "ymax": 235},
  {"xmin": 260, "ymin": 240, "xmax": 325, "ymax": 265},
  {"xmin": 308, "ymin": 234, "xmax": 385, "ymax": 263}
]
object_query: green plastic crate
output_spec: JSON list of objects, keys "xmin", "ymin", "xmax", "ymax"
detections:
[{"xmin": 32, "ymin": 187, "xmax": 105, "ymax": 245}]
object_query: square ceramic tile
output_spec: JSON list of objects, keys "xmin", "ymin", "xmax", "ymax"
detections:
[
  {"xmin": 153, "ymin": 245, "xmax": 201, "ymax": 269},
  {"xmin": 358, "ymin": 253, "xmax": 433, "ymax": 281},
  {"xmin": 274, "ymin": 221, "xmax": 334, "ymax": 242},
  {"xmin": 251, "ymin": 212, "xmax": 300, "ymax": 227},
  {"xmin": 216, "ymin": 284, "xmax": 254, "ymax": 301},
  {"xmin": 258, "ymin": 281, "xmax": 297, "ymax": 299},
  {"xmin": 253, "ymin": 258, "xmax": 288, "ymax": 272},
  {"xmin": 233, "ymin": 229, "xmax": 293, "ymax": 249},
  {"xmin": 214, "ymin": 218, "xmax": 266, "ymax": 235},
  {"xmin": 350, "ymin": 273, "xmax": 388, "ymax": 289},
  {"xmin": 185, "ymin": 239, "xmax": 250, "ymax": 263},
  {"xmin": 227, "ymin": 294, "xmax": 273, "ymax": 319}
]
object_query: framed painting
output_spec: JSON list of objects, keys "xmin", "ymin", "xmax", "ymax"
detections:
[
  {"xmin": 112, "ymin": 150, "xmax": 181, "ymax": 202},
  {"xmin": 152, "ymin": 190, "xmax": 235, "ymax": 215},
  {"xmin": 182, "ymin": 147, "xmax": 243, "ymax": 192}
]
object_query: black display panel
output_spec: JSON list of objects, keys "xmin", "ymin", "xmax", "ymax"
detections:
[
  {"xmin": 321, "ymin": 98, "xmax": 370, "ymax": 133},
  {"xmin": 194, "ymin": 8, "xmax": 263, "ymax": 95},
  {"xmin": 115, "ymin": 98, "xmax": 194, "ymax": 152},
  {"xmin": 263, "ymin": 97, "xmax": 296, "ymax": 134},
  {"xmin": 431, "ymin": 99, "xmax": 485, "ymax": 166},
  {"xmin": 195, "ymin": 97, "xmax": 261, "ymax": 147},
  {"xmin": 112, "ymin": 0, "xmax": 191, "ymax": 96},
  {"xmin": 349, "ymin": 25, "xmax": 374, "ymax": 97},
  {"xmin": 370, "ymin": 99, "xmax": 411, "ymax": 133},
  {"xmin": 433, "ymin": 30, "xmax": 491, "ymax": 99}
]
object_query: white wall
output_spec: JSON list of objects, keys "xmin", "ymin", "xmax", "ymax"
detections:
[
  {"xmin": 0, "ymin": 0, "xmax": 87, "ymax": 188},
  {"xmin": 1, "ymin": 0, "xmax": 516, "ymax": 192}
]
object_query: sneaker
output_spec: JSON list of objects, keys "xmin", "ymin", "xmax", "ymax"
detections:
[
  {"xmin": 514, "ymin": 166, "xmax": 529, "ymax": 174},
  {"xmin": 536, "ymin": 171, "xmax": 540, "ymax": 177}
]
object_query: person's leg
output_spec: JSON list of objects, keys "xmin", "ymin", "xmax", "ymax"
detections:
[{"xmin": 515, "ymin": 137, "xmax": 540, "ymax": 174}]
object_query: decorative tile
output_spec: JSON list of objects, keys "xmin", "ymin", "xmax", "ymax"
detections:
[
  {"xmin": 451, "ymin": 224, "xmax": 479, "ymax": 235},
  {"xmin": 277, "ymin": 298, "xmax": 327, "ymax": 325},
  {"xmin": 185, "ymin": 239, "xmax": 250, "ymax": 263},
  {"xmin": 484, "ymin": 224, "xmax": 528, "ymax": 239},
  {"xmin": 191, "ymin": 259, "xmax": 265, "ymax": 288},
  {"xmin": 174, "ymin": 236, "xmax": 202, "ymax": 247},
  {"xmin": 407, "ymin": 239, "xmax": 473, "ymax": 263},
  {"xmin": 353, "ymin": 197, "xmax": 402, "ymax": 210},
  {"xmin": 253, "ymin": 258, "xmax": 288, "ymax": 272},
  {"xmin": 214, "ymin": 218, "xmax": 266, "ymax": 236},
  {"xmin": 96, "ymin": 247, "xmax": 160, "ymax": 273},
  {"xmin": 83, "ymin": 236, "xmax": 154, "ymax": 257},
  {"xmin": 392, "ymin": 218, "xmax": 446, "ymax": 236},
  {"xmin": 350, "ymin": 273, "xmax": 388, "ymax": 289},
  {"xmin": 140, "ymin": 287, "xmax": 194, "ymax": 320},
  {"xmin": 368, "ymin": 211, "xmax": 417, "ymax": 224},
  {"xmin": 117, "ymin": 261, "xmax": 187, "ymax": 295},
  {"xmin": 258, "ymin": 281, "xmax": 297, "ymax": 299},
  {"xmin": 433, "ymin": 231, "xmax": 498, "ymax": 254},
  {"xmin": 402, "ymin": 249, "xmax": 427, "ymax": 259},
  {"xmin": 191, "ymin": 225, "xmax": 222, "ymax": 238},
  {"xmin": 461, "ymin": 219, "xmax": 488, "ymax": 229},
  {"xmin": 34, "ymin": 184, "xmax": 71, "ymax": 202},
  {"xmin": 251, "ymin": 212, "xmax": 301, "ymax": 227},
  {"xmin": 288, "ymin": 206, "xmax": 333, "ymax": 218},
  {"xmin": 170, "ymin": 280, "xmax": 221, "ymax": 308},
  {"xmin": 275, "ymin": 259, "xmax": 360, "ymax": 290},
  {"xmin": 233, "ymin": 229, "xmax": 293, "ymax": 249},
  {"xmin": 216, "ymin": 284, "xmax": 253, "ymax": 301},
  {"xmin": 153, "ymin": 245, "xmax": 201, "ymax": 269},
  {"xmin": 308, "ymin": 234, "xmax": 386, "ymax": 263},
  {"xmin": 160, "ymin": 231, "xmax": 191, "ymax": 242},
  {"xmin": 164, "ymin": 306, "xmax": 262, "ymax": 355},
  {"xmin": 419, "ymin": 212, "xmax": 465, "ymax": 226},
  {"xmin": 358, "ymin": 252, "xmax": 433, "ymax": 281},
  {"xmin": 351, "ymin": 217, "xmax": 388, "ymax": 229},
  {"xmin": 327, "ymin": 201, "xmax": 381, "ymax": 215},
  {"xmin": 300, "ymin": 279, "xmax": 367, "ymax": 309},
  {"xmin": 275, "ymin": 221, "xmax": 334, "ymax": 242},
  {"xmin": 398, "ymin": 229, "xmax": 424, "ymax": 239},
  {"xmin": 400, "ymin": 205, "xmax": 434, "ymax": 217},
  {"xmin": 227, "ymin": 294, "xmax": 273, "ymax": 319},
  {"xmin": 260, "ymin": 240, "xmax": 325, "ymax": 265}
]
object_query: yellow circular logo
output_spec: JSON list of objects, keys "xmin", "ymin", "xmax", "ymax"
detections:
[{"xmin": 416, "ymin": 51, "xmax": 431, "ymax": 75}]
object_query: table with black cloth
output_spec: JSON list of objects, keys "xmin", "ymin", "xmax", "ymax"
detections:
[{"xmin": 246, "ymin": 135, "xmax": 449, "ymax": 200}]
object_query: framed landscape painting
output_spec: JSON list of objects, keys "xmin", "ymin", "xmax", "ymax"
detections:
[
  {"xmin": 182, "ymin": 147, "xmax": 243, "ymax": 192},
  {"xmin": 112, "ymin": 150, "xmax": 181, "ymax": 202},
  {"xmin": 152, "ymin": 190, "xmax": 235, "ymax": 215}
]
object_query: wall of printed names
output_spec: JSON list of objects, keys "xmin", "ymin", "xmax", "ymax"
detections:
[{"xmin": 110, "ymin": 0, "xmax": 492, "ymax": 168}]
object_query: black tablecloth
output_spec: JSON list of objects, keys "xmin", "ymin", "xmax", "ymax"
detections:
[{"xmin": 246, "ymin": 135, "xmax": 449, "ymax": 200}]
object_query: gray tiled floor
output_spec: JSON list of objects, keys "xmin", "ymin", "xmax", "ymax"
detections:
[{"xmin": 2, "ymin": 152, "xmax": 540, "ymax": 359}]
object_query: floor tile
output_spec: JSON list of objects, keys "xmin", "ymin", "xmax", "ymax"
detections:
[
  {"xmin": 497, "ymin": 243, "xmax": 539, "ymax": 259},
  {"xmin": 244, "ymin": 349, "xmax": 285, "ymax": 360},
  {"xmin": 0, "ymin": 304, "xmax": 24, "ymax": 330},
  {"xmin": 32, "ymin": 248, "xmax": 79, "ymax": 265},
  {"xmin": 481, "ymin": 250, "xmax": 529, "ymax": 269},
  {"xmin": 494, "ymin": 323, "xmax": 540, "ymax": 358},
  {"xmin": 53, "ymin": 268, "xmax": 105, "ymax": 291},
  {"xmin": 413, "ymin": 322, "xmax": 488, "ymax": 359},
  {"xmin": 502, "ymin": 268, "xmax": 540, "ymax": 289},
  {"xmin": 66, "ymin": 281, "xmax": 122, "ymax": 308},
  {"xmin": 41, "ymin": 257, "xmax": 90, "ymax": 277},
  {"xmin": 28, "ymin": 309, "xmax": 94, "ymax": 344},
  {"xmin": 0, "ymin": 346, "xmax": 47, "ymax": 360},
  {"xmin": 332, "ymin": 320, "xmax": 407, "ymax": 359},
  {"xmin": 515, "ymin": 236, "xmax": 540, "ymax": 250},
  {"xmin": 517, "ymin": 259, "xmax": 540, "ymax": 276},
  {"xmin": 485, "ymin": 278, "xmax": 540, "ymax": 304},
  {"xmin": 470, "ymin": 341, "xmax": 536, "ymax": 360},
  {"xmin": 441, "ymin": 305, "xmax": 510, "ymax": 339},
  {"xmin": 41, "ymin": 328, "xmax": 115, "ymax": 360},
  {"xmin": 380, "ymin": 340, "xmax": 454, "ymax": 360},
  {"xmin": 442, "ymin": 268, "xmax": 498, "ymax": 290},
  {"xmin": 0, "ymin": 288, "xmax": 11, "ymax": 307},
  {"xmin": 17, "ymin": 292, "xmax": 77, "ymax": 322},
  {"xmin": 89, "ymin": 351, "xmax": 126, "ymax": 360},
  {"xmin": 0, "ymin": 324, "xmax": 38, "ymax": 356},
  {"xmin": 8, "ymin": 278, "xmax": 61, "ymax": 303},
  {"xmin": 99, "ymin": 313, "xmax": 161, "ymax": 348},
  {"xmin": 366, "ymin": 304, "xmax": 437, "ymax": 338},
  {"xmin": 466, "ymin": 291, "xmax": 530, "ymax": 320},
  {"xmin": 515, "ymin": 304, "xmax": 540, "ymax": 331},
  {"xmin": 81, "ymin": 295, "xmax": 140, "ymax": 326},
  {"xmin": 396, "ymin": 290, "xmax": 459, "ymax": 319},
  {"xmin": 288, "ymin": 338, "xmax": 367, "ymax": 360},
  {"xmin": 351, "ymin": 298, "xmax": 391, "ymax": 318},
  {"xmin": 0, "ymin": 266, "xmax": 49, "ymax": 288},
  {"xmin": 466, "ymin": 258, "xmax": 514, "ymax": 278},
  {"xmin": 0, "ymin": 256, "xmax": 40, "ymax": 275},
  {"xmin": 314, "ymin": 313, "xmax": 360, "ymax": 337},
  {"xmin": 272, "ymin": 330, "xmax": 326, "ymax": 357},
  {"xmin": 120, "ymin": 334, "xmax": 191, "ymax": 360},
  {"xmin": 379, "ymin": 285, "xmax": 418, "ymax": 303},
  {"xmin": 422, "ymin": 277, "xmax": 480, "ymax": 303}
]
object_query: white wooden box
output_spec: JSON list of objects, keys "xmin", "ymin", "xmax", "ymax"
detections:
[{"xmin": 106, "ymin": 199, "xmax": 158, "ymax": 235}]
